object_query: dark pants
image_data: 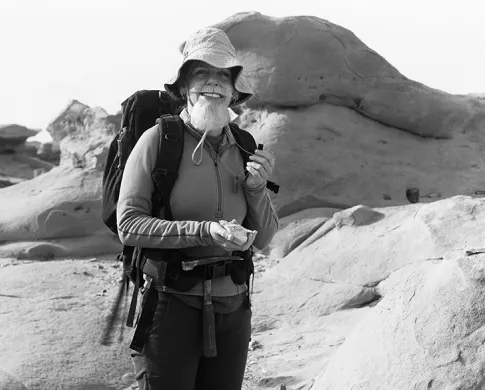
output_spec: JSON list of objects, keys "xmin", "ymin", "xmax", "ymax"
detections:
[{"xmin": 131, "ymin": 293, "xmax": 252, "ymax": 390}]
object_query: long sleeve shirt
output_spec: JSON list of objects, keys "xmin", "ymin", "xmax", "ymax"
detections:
[{"xmin": 117, "ymin": 114, "xmax": 279, "ymax": 298}]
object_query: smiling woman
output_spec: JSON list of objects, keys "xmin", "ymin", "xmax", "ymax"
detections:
[
  {"xmin": 116, "ymin": 27, "xmax": 279, "ymax": 390},
  {"xmin": 182, "ymin": 61, "xmax": 235, "ymax": 135}
]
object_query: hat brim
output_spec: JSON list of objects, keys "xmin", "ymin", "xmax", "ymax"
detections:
[{"xmin": 164, "ymin": 49, "xmax": 253, "ymax": 107}]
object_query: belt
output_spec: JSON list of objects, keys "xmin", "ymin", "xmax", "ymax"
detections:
[{"xmin": 143, "ymin": 255, "xmax": 244, "ymax": 286}]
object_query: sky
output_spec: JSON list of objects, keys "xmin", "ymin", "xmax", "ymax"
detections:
[{"xmin": 1, "ymin": 0, "xmax": 484, "ymax": 132}]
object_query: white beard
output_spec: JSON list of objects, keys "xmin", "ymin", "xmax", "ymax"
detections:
[{"xmin": 189, "ymin": 97, "xmax": 230, "ymax": 133}]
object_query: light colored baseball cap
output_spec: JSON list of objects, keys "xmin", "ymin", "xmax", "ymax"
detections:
[{"xmin": 164, "ymin": 28, "xmax": 253, "ymax": 106}]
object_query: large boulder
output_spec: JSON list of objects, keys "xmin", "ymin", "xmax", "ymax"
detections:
[
  {"xmin": 213, "ymin": 12, "xmax": 485, "ymax": 139},
  {"xmin": 0, "ymin": 165, "xmax": 122, "ymax": 259},
  {"xmin": 244, "ymin": 196, "xmax": 485, "ymax": 388},
  {"xmin": 258, "ymin": 196, "xmax": 485, "ymax": 323},
  {"xmin": 314, "ymin": 254, "xmax": 485, "ymax": 389},
  {"xmin": 0, "ymin": 166, "xmax": 104, "ymax": 242},
  {"xmin": 210, "ymin": 13, "xmax": 485, "ymax": 214},
  {"xmin": 237, "ymin": 103, "xmax": 485, "ymax": 216}
]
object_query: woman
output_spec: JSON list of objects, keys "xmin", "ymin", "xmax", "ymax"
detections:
[{"xmin": 117, "ymin": 27, "xmax": 279, "ymax": 390}]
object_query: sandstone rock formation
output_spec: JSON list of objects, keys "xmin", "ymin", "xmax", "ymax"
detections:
[
  {"xmin": 207, "ymin": 13, "xmax": 485, "ymax": 214},
  {"xmin": 246, "ymin": 196, "xmax": 485, "ymax": 389},
  {"xmin": 0, "ymin": 103, "xmax": 122, "ymax": 259},
  {"xmin": 48, "ymin": 100, "xmax": 121, "ymax": 170},
  {"xmin": 1, "ymin": 196, "xmax": 476, "ymax": 390},
  {"xmin": 213, "ymin": 12, "xmax": 484, "ymax": 139},
  {"xmin": 238, "ymin": 103, "xmax": 485, "ymax": 216},
  {"xmin": 261, "ymin": 197, "xmax": 484, "ymax": 319},
  {"xmin": 0, "ymin": 124, "xmax": 38, "ymax": 152},
  {"xmin": 314, "ymin": 254, "xmax": 485, "ymax": 389},
  {"xmin": 0, "ymin": 124, "xmax": 56, "ymax": 188},
  {"xmin": 3, "ymin": 12, "xmax": 485, "ymax": 259},
  {"xmin": 2, "ymin": 12, "xmax": 485, "ymax": 390}
]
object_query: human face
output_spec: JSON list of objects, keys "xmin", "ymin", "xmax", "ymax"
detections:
[{"xmin": 184, "ymin": 62, "xmax": 234, "ymax": 112}]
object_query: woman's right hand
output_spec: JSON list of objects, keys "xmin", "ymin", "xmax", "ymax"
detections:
[{"xmin": 209, "ymin": 222, "xmax": 255, "ymax": 252}]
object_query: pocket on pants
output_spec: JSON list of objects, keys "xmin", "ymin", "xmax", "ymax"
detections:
[{"xmin": 148, "ymin": 292, "xmax": 171, "ymax": 335}]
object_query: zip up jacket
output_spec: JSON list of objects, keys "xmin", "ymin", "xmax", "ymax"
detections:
[{"xmin": 116, "ymin": 115, "xmax": 279, "ymax": 297}]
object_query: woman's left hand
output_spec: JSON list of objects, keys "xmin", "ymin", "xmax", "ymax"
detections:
[{"xmin": 245, "ymin": 149, "xmax": 275, "ymax": 189}]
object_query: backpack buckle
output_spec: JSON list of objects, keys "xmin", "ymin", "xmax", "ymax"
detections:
[{"xmin": 164, "ymin": 133, "xmax": 178, "ymax": 142}]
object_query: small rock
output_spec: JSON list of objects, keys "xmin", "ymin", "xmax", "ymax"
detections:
[
  {"xmin": 96, "ymin": 289, "xmax": 108, "ymax": 296},
  {"xmin": 249, "ymin": 340, "xmax": 262, "ymax": 351},
  {"xmin": 405, "ymin": 188, "xmax": 420, "ymax": 204}
]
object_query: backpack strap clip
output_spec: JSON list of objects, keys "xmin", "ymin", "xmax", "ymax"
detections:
[{"xmin": 164, "ymin": 132, "xmax": 179, "ymax": 142}]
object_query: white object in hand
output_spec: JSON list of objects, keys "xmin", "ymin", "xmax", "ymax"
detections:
[{"xmin": 219, "ymin": 219, "xmax": 256, "ymax": 245}]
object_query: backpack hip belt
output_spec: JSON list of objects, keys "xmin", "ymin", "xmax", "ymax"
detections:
[{"xmin": 142, "ymin": 255, "xmax": 244, "ymax": 291}]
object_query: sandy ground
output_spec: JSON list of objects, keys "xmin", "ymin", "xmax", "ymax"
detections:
[{"xmin": 1, "ymin": 253, "xmax": 328, "ymax": 390}]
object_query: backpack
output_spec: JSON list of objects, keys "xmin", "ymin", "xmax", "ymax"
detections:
[{"xmin": 101, "ymin": 90, "xmax": 277, "ymax": 328}]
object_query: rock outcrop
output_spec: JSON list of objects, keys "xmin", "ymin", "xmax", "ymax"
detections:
[
  {"xmin": 0, "ymin": 124, "xmax": 38, "ymax": 152},
  {"xmin": 213, "ymin": 12, "xmax": 484, "ymax": 139},
  {"xmin": 0, "ymin": 124, "xmax": 55, "ymax": 188},
  {"xmin": 3, "ymin": 13, "xmax": 485, "ymax": 260},
  {"xmin": 246, "ymin": 196, "xmax": 485, "ymax": 389},
  {"xmin": 47, "ymin": 100, "xmax": 120, "ymax": 170},
  {"xmin": 209, "ymin": 13, "xmax": 485, "ymax": 214},
  {"xmin": 0, "ymin": 103, "xmax": 122, "ymax": 259},
  {"xmin": 238, "ymin": 103, "xmax": 485, "ymax": 216},
  {"xmin": 314, "ymin": 254, "xmax": 485, "ymax": 389}
]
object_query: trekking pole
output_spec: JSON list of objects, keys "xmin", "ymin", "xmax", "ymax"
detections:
[
  {"xmin": 100, "ymin": 275, "xmax": 128, "ymax": 346},
  {"xmin": 202, "ymin": 278, "xmax": 217, "ymax": 357}
]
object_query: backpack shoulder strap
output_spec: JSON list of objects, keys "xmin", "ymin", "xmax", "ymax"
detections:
[
  {"xmin": 151, "ymin": 115, "xmax": 185, "ymax": 220},
  {"xmin": 229, "ymin": 123, "xmax": 280, "ymax": 194},
  {"xmin": 229, "ymin": 123, "xmax": 257, "ymax": 170}
]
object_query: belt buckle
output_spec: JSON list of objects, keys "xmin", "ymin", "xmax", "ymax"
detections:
[{"xmin": 204, "ymin": 262, "xmax": 226, "ymax": 280}]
